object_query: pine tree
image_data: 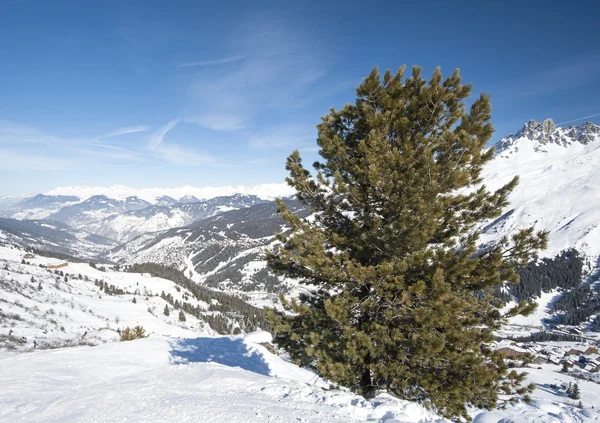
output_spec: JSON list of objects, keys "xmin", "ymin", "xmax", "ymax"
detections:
[
  {"xmin": 164, "ymin": 305, "xmax": 170, "ymax": 317},
  {"xmin": 178, "ymin": 310, "xmax": 186, "ymax": 322},
  {"xmin": 132, "ymin": 297, "xmax": 137, "ymax": 304},
  {"xmin": 570, "ymin": 382, "xmax": 580, "ymax": 400},
  {"xmin": 267, "ymin": 66, "xmax": 547, "ymax": 420}
]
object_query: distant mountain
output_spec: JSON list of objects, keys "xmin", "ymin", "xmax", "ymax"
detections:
[
  {"xmin": 0, "ymin": 184, "xmax": 296, "ymax": 243},
  {"xmin": 2, "ymin": 194, "xmax": 80, "ymax": 220},
  {"xmin": 47, "ymin": 195, "xmax": 153, "ymax": 228},
  {"xmin": 178, "ymin": 195, "xmax": 201, "ymax": 204},
  {"xmin": 42, "ymin": 183, "xmax": 295, "ymax": 203},
  {"xmin": 107, "ymin": 200, "xmax": 308, "ymax": 297},
  {"xmin": 2, "ymin": 119, "xmax": 600, "ymax": 320},
  {"xmin": 87, "ymin": 194, "xmax": 271, "ymax": 243},
  {"xmin": 480, "ymin": 119, "xmax": 600, "ymax": 262},
  {"xmin": 0, "ymin": 218, "xmax": 117, "ymax": 258}
]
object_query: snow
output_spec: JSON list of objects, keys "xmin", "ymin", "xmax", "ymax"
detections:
[
  {"xmin": 0, "ymin": 335, "xmax": 443, "ymax": 423},
  {"xmin": 44, "ymin": 183, "xmax": 295, "ymax": 204},
  {"xmin": 244, "ymin": 330, "xmax": 272, "ymax": 344},
  {"xmin": 481, "ymin": 121, "xmax": 600, "ymax": 262},
  {"xmin": 0, "ymin": 244, "xmax": 211, "ymax": 349},
  {"xmin": 2, "ymin": 334, "xmax": 599, "ymax": 422}
]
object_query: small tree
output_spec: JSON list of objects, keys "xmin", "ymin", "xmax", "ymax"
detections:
[
  {"xmin": 132, "ymin": 297, "xmax": 137, "ymax": 304},
  {"xmin": 37, "ymin": 282, "xmax": 42, "ymax": 290},
  {"xmin": 163, "ymin": 305, "xmax": 170, "ymax": 316},
  {"xmin": 561, "ymin": 361, "xmax": 569, "ymax": 373},
  {"xmin": 178, "ymin": 310, "xmax": 186, "ymax": 322},
  {"xmin": 267, "ymin": 65, "xmax": 547, "ymax": 420},
  {"xmin": 120, "ymin": 325, "xmax": 148, "ymax": 341},
  {"xmin": 570, "ymin": 382, "xmax": 580, "ymax": 400}
]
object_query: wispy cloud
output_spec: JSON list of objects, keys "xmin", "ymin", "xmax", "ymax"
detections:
[
  {"xmin": 148, "ymin": 118, "xmax": 180, "ymax": 149},
  {"xmin": 0, "ymin": 149, "xmax": 70, "ymax": 171},
  {"xmin": 496, "ymin": 53, "xmax": 600, "ymax": 100},
  {"xmin": 248, "ymin": 125, "xmax": 317, "ymax": 150},
  {"xmin": 182, "ymin": 19, "xmax": 331, "ymax": 131},
  {"xmin": 557, "ymin": 112, "xmax": 600, "ymax": 125},
  {"xmin": 176, "ymin": 55, "xmax": 247, "ymax": 68},
  {"xmin": 0, "ymin": 120, "xmax": 155, "ymax": 167},
  {"xmin": 94, "ymin": 125, "xmax": 150, "ymax": 140},
  {"xmin": 147, "ymin": 119, "xmax": 214, "ymax": 165},
  {"xmin": 80, "ymin": 145, "xmax": 150, "ymax": 162}
]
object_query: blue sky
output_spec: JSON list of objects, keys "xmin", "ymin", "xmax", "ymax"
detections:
[{"xmin": 1, "ymin": 0, "xmax": 599, "ymax": 196}]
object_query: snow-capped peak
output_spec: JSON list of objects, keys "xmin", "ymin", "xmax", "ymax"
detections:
[
  {"xmin": 44, "ymin": 183, "xmax": 296, "ymax": 204},
  {"xmin": 494, "ymin": 119, "xmax": 600, "ymax": 157}
]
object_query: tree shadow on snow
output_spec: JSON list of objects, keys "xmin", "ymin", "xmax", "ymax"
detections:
[{"xmin": 169, "ymin": 337, "xmax": 271, "ymax": 376}]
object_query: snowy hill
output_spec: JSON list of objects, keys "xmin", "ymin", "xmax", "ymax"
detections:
[
  {"xmin": 480, "ymin": 119, "xmax": 600, "ymax": 262},
  {"xmin": 0, "ymin": 218, "xmax": 117, "ymax": 258},
  {"xmin": 0, "ymin": 243, "xmax": 272, "ymax": 351},
  {"xmin": 87, "ymin": 194, "xmax": 270, "ymax": 243},
  {"xmin": 108, "ymin": 200, "xmax": 308, "ymax": 305},
  {"xmin": 2, "ymin": 332, "xmax": 599, "ymax": 422},
  {"xmin": 2, "ymin": 119, "xmax": 600, "ymax": 325}
]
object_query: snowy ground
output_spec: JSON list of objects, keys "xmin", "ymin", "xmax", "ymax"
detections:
[
  {"xmin": 0, "ymin": 244, "xmax": 213, "ymax": 350},
  {"xmin": 2, "ymin": 333, "xmax": 600, "ymax": 423},
  {"xmin": 0, "ymin": 334, "xmax": 441, "ymax": 423}
]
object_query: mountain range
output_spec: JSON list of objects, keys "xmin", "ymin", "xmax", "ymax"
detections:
[{"xmin": 1, "ymin": 118, "xmax": 600, "ymax": 313}]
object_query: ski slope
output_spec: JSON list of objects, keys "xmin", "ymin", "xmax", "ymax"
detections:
[
  {"xmin": 480, "ymin": 120, "xmax": 600, "ymax": 263},
  {"xmin": 0, "ymin": 243, "xmax": 213, "ymax": 350},
  {"xmin": 2, "ymin": 333, "xmax": 600, "ymax": 423}
]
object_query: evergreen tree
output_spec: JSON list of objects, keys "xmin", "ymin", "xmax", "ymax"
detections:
[
  {"xmin": 267, "ymin": 66, "xmax": 547, "ymax": 420},
  {"xmin": 570, "ymin": 383, "xmax": 580, "ymax": 400},
  {"xmin": 179, "ymin": 310, "xmax": 186, "ymax": 322},
  {"xmin": 132, "ymin": 297, "xmax": 137, "ymax": 304},
  {"xmin": 164, "ymin": 305, "xmax": 170, "ymax": 317}
]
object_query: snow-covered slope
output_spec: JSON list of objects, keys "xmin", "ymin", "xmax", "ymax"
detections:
[
  {"xmin": 4, "ymin": 194, "xmax": 81, "ymax": 220},
  {"xmin": 481, "ymin": 119, "xmax": 600, "ymax": 263},
  {"xmin": 0, "ymin": 244, "xmax": 213, "ymax": 350},
  {"xmin": 88, "ymin": 195, "xmax": 270, "ymax": 243},
  {"xmin": 0, "ymin": 218, "xmax": 117, "ymax": 258},
  {"xmin": 108, "ymin": 200, "xmax": 308, "ymax": 306},
  {"xmin": 0, "ymin": 334, "xmax": 443, "ymax": 423},
  {"xmin": 2, "ymin": 333, "xmax": 599, "ymax": 422},
  {"xmin": 0, "ymin": 243, "xmax": 273, "ymax": 352}
]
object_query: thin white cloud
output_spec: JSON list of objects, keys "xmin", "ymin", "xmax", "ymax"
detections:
[
  {"xmin": 0, "ymin": 149, "xmax": 70, "ymax": 171},
  {"xmin": 153, "ymin": 144, "xmax": 214, "ymax": 165},
  {"xmin": 189, "ymin": 114, "xmax": 246, "ymax": 131},
  {"xmin": 77, "ymin": 146, "xmax": 151, "ymax": 163},
  {"xmin": 94, "ymin": 125, "xmax": 150, "ymax": 140},
  {"xmin": 148, "ymin": 118, "xmax": 180, "ymax": 149},
  {"xmin": 184, "ymin": 19, "xmax": 331, "ymax": 132},
  {"xmin": 497, "ymin": 53, "xmax": 600, "ymax": 100},
  {"xmin": 557, "ymin": 112, "xmax": 600, "ymax": 125},
  {"xmin": 176, "ymin": 55, "xmax": 247, "ymax": 68},
  {"xmin": 0, "ymin": 120, "xmax": 154, "ymax": 165},
  {"xmin": 147, "ymin": 118, "xmax": 215, "ymax": 165},
  {"xmin": 248, "ymin": 125, "xmax": 317, "ymax": 150}
]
